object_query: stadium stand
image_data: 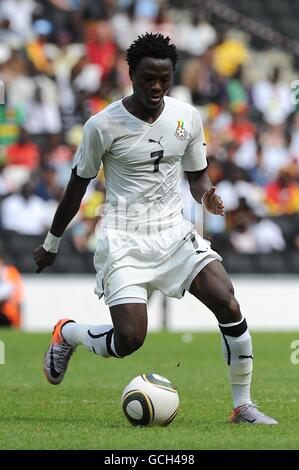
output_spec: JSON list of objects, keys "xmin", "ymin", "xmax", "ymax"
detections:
[{"xmin": 0, "ymin": 0, "xmax": 299, "ymax": 274}]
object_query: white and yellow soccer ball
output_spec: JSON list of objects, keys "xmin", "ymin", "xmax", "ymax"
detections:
[{"xmin": 121, "ymin": 373, "xmax": 179, "ymax": 426}]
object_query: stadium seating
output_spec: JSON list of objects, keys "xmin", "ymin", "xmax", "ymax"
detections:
[
  {"xmin": 220, "ymin": 0, "xmax": 299, "ymax": 40},
  {"xmin": 1, "ymin": 0, "xmax": 299, "ymax": 276},
  {"xmin": 0, "ymin": 230, "xmax": 95, "ymax": 274}
]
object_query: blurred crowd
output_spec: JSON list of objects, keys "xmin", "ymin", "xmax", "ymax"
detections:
[
  {"xmin": 0, "ymin": 250, "xmax": 23, "ymax": 326},
  {"xmin": 1, "ymin": 0, "xmax": 299, "ymax": 259}
]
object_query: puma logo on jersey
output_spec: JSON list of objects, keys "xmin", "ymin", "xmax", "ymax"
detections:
[{"xmin": 148, "ymin": 136, "xmax": 163, "ymax": 148}]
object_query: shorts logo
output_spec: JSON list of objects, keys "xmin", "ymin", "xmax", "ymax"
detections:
[{"xmin": 175, "ymin": 120, "xmax": 188, "ymax": 140}]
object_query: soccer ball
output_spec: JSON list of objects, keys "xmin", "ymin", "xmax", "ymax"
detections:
[{"xmin": 121, "ymin": 373, "xmax": 179, "ymax": 426}]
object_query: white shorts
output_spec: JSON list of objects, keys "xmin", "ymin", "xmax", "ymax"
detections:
[{"xmin": 94, "ymin": 219, "xmax": 222, "ymax": 306}]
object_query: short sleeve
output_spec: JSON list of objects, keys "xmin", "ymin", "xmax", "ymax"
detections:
[
  {"xmin": 181, "ymin": 108, "xmax": 208, "ymax": 172},
  {"xmin": 72, "ymin": 118, "xmax": 107, "ymax": 179}
]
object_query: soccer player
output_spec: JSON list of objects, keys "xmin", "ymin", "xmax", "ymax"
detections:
[{"xmin": 34, "ymin": 33, "xmax": 277, "ymax": 425}]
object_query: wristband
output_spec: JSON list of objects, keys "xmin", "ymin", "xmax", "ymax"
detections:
[{"xmin": 43, "ymin": 232, "xmax": 61, "ymax": 253}]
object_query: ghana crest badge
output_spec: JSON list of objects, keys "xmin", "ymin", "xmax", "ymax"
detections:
[{"xmin": 175, "ymin": 120, "xmax": 188, "ymax": 140}]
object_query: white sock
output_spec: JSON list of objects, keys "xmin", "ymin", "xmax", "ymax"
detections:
[
  {"xmin": 62, "ymin": 322, "xmax": 120, "ymax": 358},
  {"xmin": 219, "ymin": 319, "xmax": 253, "ymax": 408}
]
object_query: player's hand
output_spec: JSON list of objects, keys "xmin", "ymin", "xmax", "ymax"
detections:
[
  {"xmin": 203, "ymin": 187, "xmax": 225, "ymax": 216},
  {"xmin": 34, "ymin": 245, "xmax": 57, "ymax": 273}
]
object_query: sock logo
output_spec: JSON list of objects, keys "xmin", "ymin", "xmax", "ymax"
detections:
[
  {"xmin": 239, "ymin": 354, "xmax": 254, "ymax": 360},
  {"xmin": 87, "ymin": 328, "xmax": 118, "ymax": 358},
  {"xmin": 87, "ymin": 329, "xmax": 108, "ymax": 339}
]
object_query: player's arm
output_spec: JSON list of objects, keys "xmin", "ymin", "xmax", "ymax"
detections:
[
  {"xmin": 185, "ymin": 167, "xmax": 224, "ymax": 216},
  {"xmin": 34, "ymin": 117, "xmax": 105, "ymax": 273},
  {"xmin": 182, "ymin": 107, "xmax": 224, "ymax": 216},
  {"xmin": 34, "ymin": 172, "xmax": 91, "ymax": 273}
]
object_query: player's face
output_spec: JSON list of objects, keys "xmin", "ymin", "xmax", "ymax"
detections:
[{"xmin": 130, "ymin": 57, "xmax": 173, "ymax": 109}]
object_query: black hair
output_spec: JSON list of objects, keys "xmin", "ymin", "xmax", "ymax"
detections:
[{"xmin": 126, "ymin": 33, "xmax": 178, "ymax": 73}]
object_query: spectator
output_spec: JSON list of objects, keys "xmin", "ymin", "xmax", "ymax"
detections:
[
  {"xmin": 230, "ymin": 211, "xmax": 257, "ymax": 254},
  {"xmin": 230, "ymin": 210, "xmax": 286, "ymax": 254},
  {"xmin": 1, "ymin": 0, "xmax": 299, "ymax": 271},
  {"xmin": 216, "ymin": 166, "xmax": 261, "ymax": 213},
  {"xmin": 43, "ymin": 134, "xmax": 73, "ymax": 187},
  {"xmin": 84, "ymin": 21, "xmax": 117, "ymax": 80},
  {"xmin": 265, "ymin": 166, "xmax": 299, "ymax": 216},
  {"xmin": 150, "ymin": 6, "xmax": 176, "ymax": 41},
  {"xmin": 250, "ymin": 215, "xmax": 286, "ymax": 253},
  {"xmin": 24, "ymin": 85, "xmax": 62, "ymax": 136},
  {"xmin": 249, "ymin": 144, "xmax": 270, "ymax": 187},
  {"xmin": 34, "ymin": 162, "xmax": 63, "ymax": 201},
  {"xmin": 228, "ymin": 108, "xmax": 255, "ymax": 145},
  {"xmin": 178, "ymin": 13, "xmax": 217, "ymax": 56},
  {"xmin": 0, "ymin": 101, "xmax": 24, "ymax": 146},
  {"xmin": 252, "ymin": 67, "xmax": 295, "ymax": 126},
  {"xmin": 1, "ymin": 181, "xmax": 50, "ymax": 234},
  {"xmin": 213, "ymin": 31, "xmax": 248, "ymax": 78},
  {"xmin": 0, "ymin": 252, "xmax": 23, "ymax": 327},
  {"xmin": 226, "ymin": 65, "xmax": 248, "ymax": 113},
  {"xmin": 0, "ymin": 17, "xmax": 22, "ymax": 48},
  {"xmin": 0, "ymin": 0, "xmax": 36, "ymax": 42},
  {"xmin": 26, "ymin": 19, "xmax": 54, "ymax": 75},
  {"xmin": 5, "ymin": 128, "xmax": 40, "ymax": 169}
]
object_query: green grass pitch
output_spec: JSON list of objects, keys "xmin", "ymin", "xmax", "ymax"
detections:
[{"xmin": 0, "ymin": 329, "xmax": 298, "ymax": 450}]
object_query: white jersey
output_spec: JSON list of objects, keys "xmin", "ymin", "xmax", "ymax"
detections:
[{"xmin": 72, "ymin": 96, "xmax": 207, "ymax": 230}]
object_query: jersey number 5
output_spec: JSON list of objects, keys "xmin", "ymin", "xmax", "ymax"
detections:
[{"xmin": 150, "ymin": 150, "xmax": 164, "ymax": 173}]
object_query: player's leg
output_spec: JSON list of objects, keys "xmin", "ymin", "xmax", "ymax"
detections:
[
  {"xmin": 189, "ymin": 259, "xmax": 242, "ymax": 323},
  {"xmin": 44, "ymin": 301, "xmax": 147, "ymax": 384},
  {"xmin": 61, "ymin": 301, "xmax": 148, "ymax": 358},
  {"xmin": 60, "ymin": 283, "xmax": 148, "ymax": 358},
  {"xmin": 189, "ymin": 260, "xmax": 251, "ymax": 408},
  {"xmin": 110, "ymin": 302, "xmax": 148, "ymax": 356},
  {"xmin": 189, "ymin": 260, "xmax": 277, "ymax": 424},
  {"xmin": 44, "ymin": 274, "xmax": 149, "ymax": 384}
]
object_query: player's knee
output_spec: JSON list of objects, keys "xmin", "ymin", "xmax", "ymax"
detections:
[
  {"xmin": 115, "ymin": 331, "xmax": 145, "ymax": 357},
  {"xmin": 219, "ymin": 296, "xmax": 241, "ymax": 323}
]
